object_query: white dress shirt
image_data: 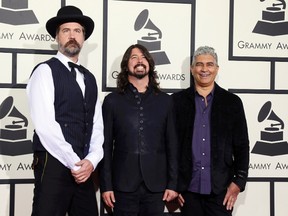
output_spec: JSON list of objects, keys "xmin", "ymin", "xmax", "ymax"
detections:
[{"xmin": 26, "ymin": 51, "xmax": 104, "ymax": 171}]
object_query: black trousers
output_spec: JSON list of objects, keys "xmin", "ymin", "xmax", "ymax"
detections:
[
  {"xmin": 113, "ymin": 182, "xmax": 165, "ymax": 216},
  {"xmin": 181, "ymin": 191, "xmax": 232, "ymax": 216},
  {"xmin": 31, "ymin": 151, "xmax": 98, "ymax": 216}
]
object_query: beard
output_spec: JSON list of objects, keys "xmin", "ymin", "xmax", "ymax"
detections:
[
  {"xmin": 61, "ymin": 39, "xmax": 81, "ymax": 57},
  {"xmin": 128, "ymin": 64, "xmax": 149, "ymax": 79}
]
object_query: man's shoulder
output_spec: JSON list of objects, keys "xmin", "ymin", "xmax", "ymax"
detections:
[
  {"xmin": 155, "ymin": 90, "xmax": 170, "ymax": 97},
  {"xmin": 215, "ymin": 84, "xmax": 242, "ymax": 101},
  {"xmin": 172, "ymin": 87, "xmax": 193, "ymax": 99},
  {"xmin": 43, "ymin": 57, "xmax": 60, "ymax": 66},
  {"xmin": 32, "ymin": 57, "xmax": 56, "ymax": 71},
  {"xmin": 103, "ymin": 91, "xmax": 122, "ymax": 101},
  {"xmin": 152, "ymin": 91, "xmax": 173, "ymax": 104},
  {"xmin": 214, "ymin": 84, "xmax": 244, "ymax": 110}
]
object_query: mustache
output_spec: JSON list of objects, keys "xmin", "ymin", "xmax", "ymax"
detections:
[
  {"xmin": 65, "ymin": 39, "xmax": 80, "ymax": 49},
  {"xmin": 134, "ymin": 63, "xmax": 146, "ymax": 70}
]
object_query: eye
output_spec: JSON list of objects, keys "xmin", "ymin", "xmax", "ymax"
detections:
[{"xmin": 195, "ymin": 62, "xmax": 204, "ymax": 67}]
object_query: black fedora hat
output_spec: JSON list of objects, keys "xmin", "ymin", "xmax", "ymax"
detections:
[{"xmin": 46, "ymin": 5, "xmax": 94, "ymax": 40}]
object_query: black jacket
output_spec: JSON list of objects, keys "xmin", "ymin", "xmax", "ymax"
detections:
[
  {"xmin": 100, "ymin": 84, "xmax": 178, "ymax": 193},
  {"xmin": 172, "ymin": 83, "xmax": 249, "ymax": 194}
]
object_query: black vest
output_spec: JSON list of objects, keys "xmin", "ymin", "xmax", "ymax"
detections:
[{"xmin": 32, "ymin": 57, "xmax": 98, "ymax": 159}]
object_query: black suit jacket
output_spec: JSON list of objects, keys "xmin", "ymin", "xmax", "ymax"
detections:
[
  {"xmin": 172, "ymin": 83, "xmax": 249, "ymax": 194},
  {"xmin": 100, "ymin": 84, "xmax": 178, "ymax": 193}
]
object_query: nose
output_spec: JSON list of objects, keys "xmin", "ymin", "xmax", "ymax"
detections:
[
  {"xmin": 201, "ymin": 64, "xmax": 208, "ymax": 71},
  {"xmin": 138, "ymin": 56, "xmax": 143, "ymax": 63},
  {"xmin": 68, "ymin": 30, "xmax": 76, "ymax": 39},
  {"xmin": 69, "ymin": 32, "xmax": 75, "ymax": 39}
]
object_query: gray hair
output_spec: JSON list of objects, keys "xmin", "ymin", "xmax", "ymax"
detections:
[{"xmin": 191, "ymin": 46, "xmax": 218, "ymax": 66}]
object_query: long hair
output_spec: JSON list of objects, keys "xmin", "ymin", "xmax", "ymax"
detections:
[{"xmin": 117, "ymin": 44, "xmax": 160, "ymax": 93}]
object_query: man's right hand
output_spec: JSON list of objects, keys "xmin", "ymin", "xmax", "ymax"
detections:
[{"xmin": 102, "ymin": 191, "xmax": 115, "ymax": 208}]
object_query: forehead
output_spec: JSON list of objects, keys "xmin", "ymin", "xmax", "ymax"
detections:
[
  {"xmin": 59, "ymin": 22, "xmax": 83, "ymax": 29},
  {"xmin": 195, "ymin": 54, "xmax": 216, "ymax": 63},
  {"xmin": 130, "ymin": 48, "xmax": 143, "ymax": 56}
]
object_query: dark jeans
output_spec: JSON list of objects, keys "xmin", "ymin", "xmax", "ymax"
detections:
[
  {"xmin": 114, "ymin": 183, "xmax": 165, "ymax": 216},
  {"xmin": 181, "ymin": 191, "xmax": 232, "ymax": 216},
  {"xmin": 31, "ymin": 151, "xmax": 98, "ymax": 216}
]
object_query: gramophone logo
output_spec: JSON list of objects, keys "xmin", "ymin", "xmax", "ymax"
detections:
[
  {"xmin": 0, "ymin": 96, "xmax": 33, "ymax": 156},
  {"xmin": 0, "ymin": 0, "xmax": 38, "ymax": 25},
  {"xmin": 134, "ymin": 9, "xmax": 170, "ymax": 66},
  {"xmin": 252, "ymin": 101, "xmax": 288, "ymax": 156},
  {"xmin": 253, "ymin": 0, "xmax": 288, "ymax": 36}
]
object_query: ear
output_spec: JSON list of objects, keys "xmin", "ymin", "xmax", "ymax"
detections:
[
  {"xmin": 190, "ymin": 65, "xmax": 194, "ymax": 75},
  {"xmin": 215, "ymin": 65, "xmax": 219, "ymax": 75}
]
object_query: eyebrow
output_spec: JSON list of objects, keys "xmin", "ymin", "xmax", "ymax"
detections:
[{"xmin": 196, "ymin": 61, "xmax": 215, "ymax": 65}]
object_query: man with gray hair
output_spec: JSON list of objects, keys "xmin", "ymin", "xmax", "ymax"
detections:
[{"xmin": 173, "ymin": 46, "xmax": 249, "ymax": 216}]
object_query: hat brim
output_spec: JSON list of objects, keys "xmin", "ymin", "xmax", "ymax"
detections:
[{"xmin": 46, "ymin": 16, "xmax": 94, "ymax": 40}]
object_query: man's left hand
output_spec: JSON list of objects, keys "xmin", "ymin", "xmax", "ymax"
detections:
[
  {"xmin": 223, "ymin": 182, "xmax": 241, "ymax": 210},
  {"xmin": 71, "ymin": 159, "xmax": 94, "ymax": 184}
]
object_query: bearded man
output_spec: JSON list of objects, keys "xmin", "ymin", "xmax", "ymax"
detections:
[
  {"xmin": 100, "ymin": 44, "xmax": 179, "ymax": 216},
  {"xmin": 26, "ymin": 6, "xmax": 104, "ymax": 216}
]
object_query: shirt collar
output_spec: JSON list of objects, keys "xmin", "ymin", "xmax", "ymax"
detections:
[
  {"xmin": 193, "ymin": 85, "xmax": 215, "ymax": 97},
  {"xmin": 55, "ymin": 51, "xmax": 81, "ymax": 70},
  {"xmin": 128, "ymin": 82, "xmax": 152, "ymax": 95}
]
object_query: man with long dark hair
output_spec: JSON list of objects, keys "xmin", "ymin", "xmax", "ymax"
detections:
[{"xmin": 100, "ymin": 44, "xmax": 178, "ymax": 216}]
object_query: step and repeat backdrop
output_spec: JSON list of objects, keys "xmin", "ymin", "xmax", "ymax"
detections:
[{"xmin": 0, "ymin": 0, "xmax": 288, "ymax": 216}]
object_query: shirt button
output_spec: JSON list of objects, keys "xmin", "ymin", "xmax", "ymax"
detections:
[
  {"xmin": 202, "ymin": 153, "xmax": 205, "ymax": 156},
  {"xmin": 140, "ymin": 113, "xmax": 143, "ymax": 117},
  {"xmin": 140, "ymin": 127, "xmax": 143, "ymax": 130},
  {"xmin": 137, "ymin": 101, "xmax": 140, "ymax": 105},
  {"xmin": 203, "ymin": 138, "xmax": 205, "ymax": 141},
  {"xmin": 201, "ymin": 167, "xmax": 205, "ymax": 170},
  {"xmin": 140, "ymin": 120, "xmax": 143, "ymax": 124},
  {"xmin": 140, "ymin": 107, "xmax": 143, "ymax": 110}
]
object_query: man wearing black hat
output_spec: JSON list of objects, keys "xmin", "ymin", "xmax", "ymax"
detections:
[{"xmin": 26, "ymin": 5, "xmax": 103, "ymax": 216}]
